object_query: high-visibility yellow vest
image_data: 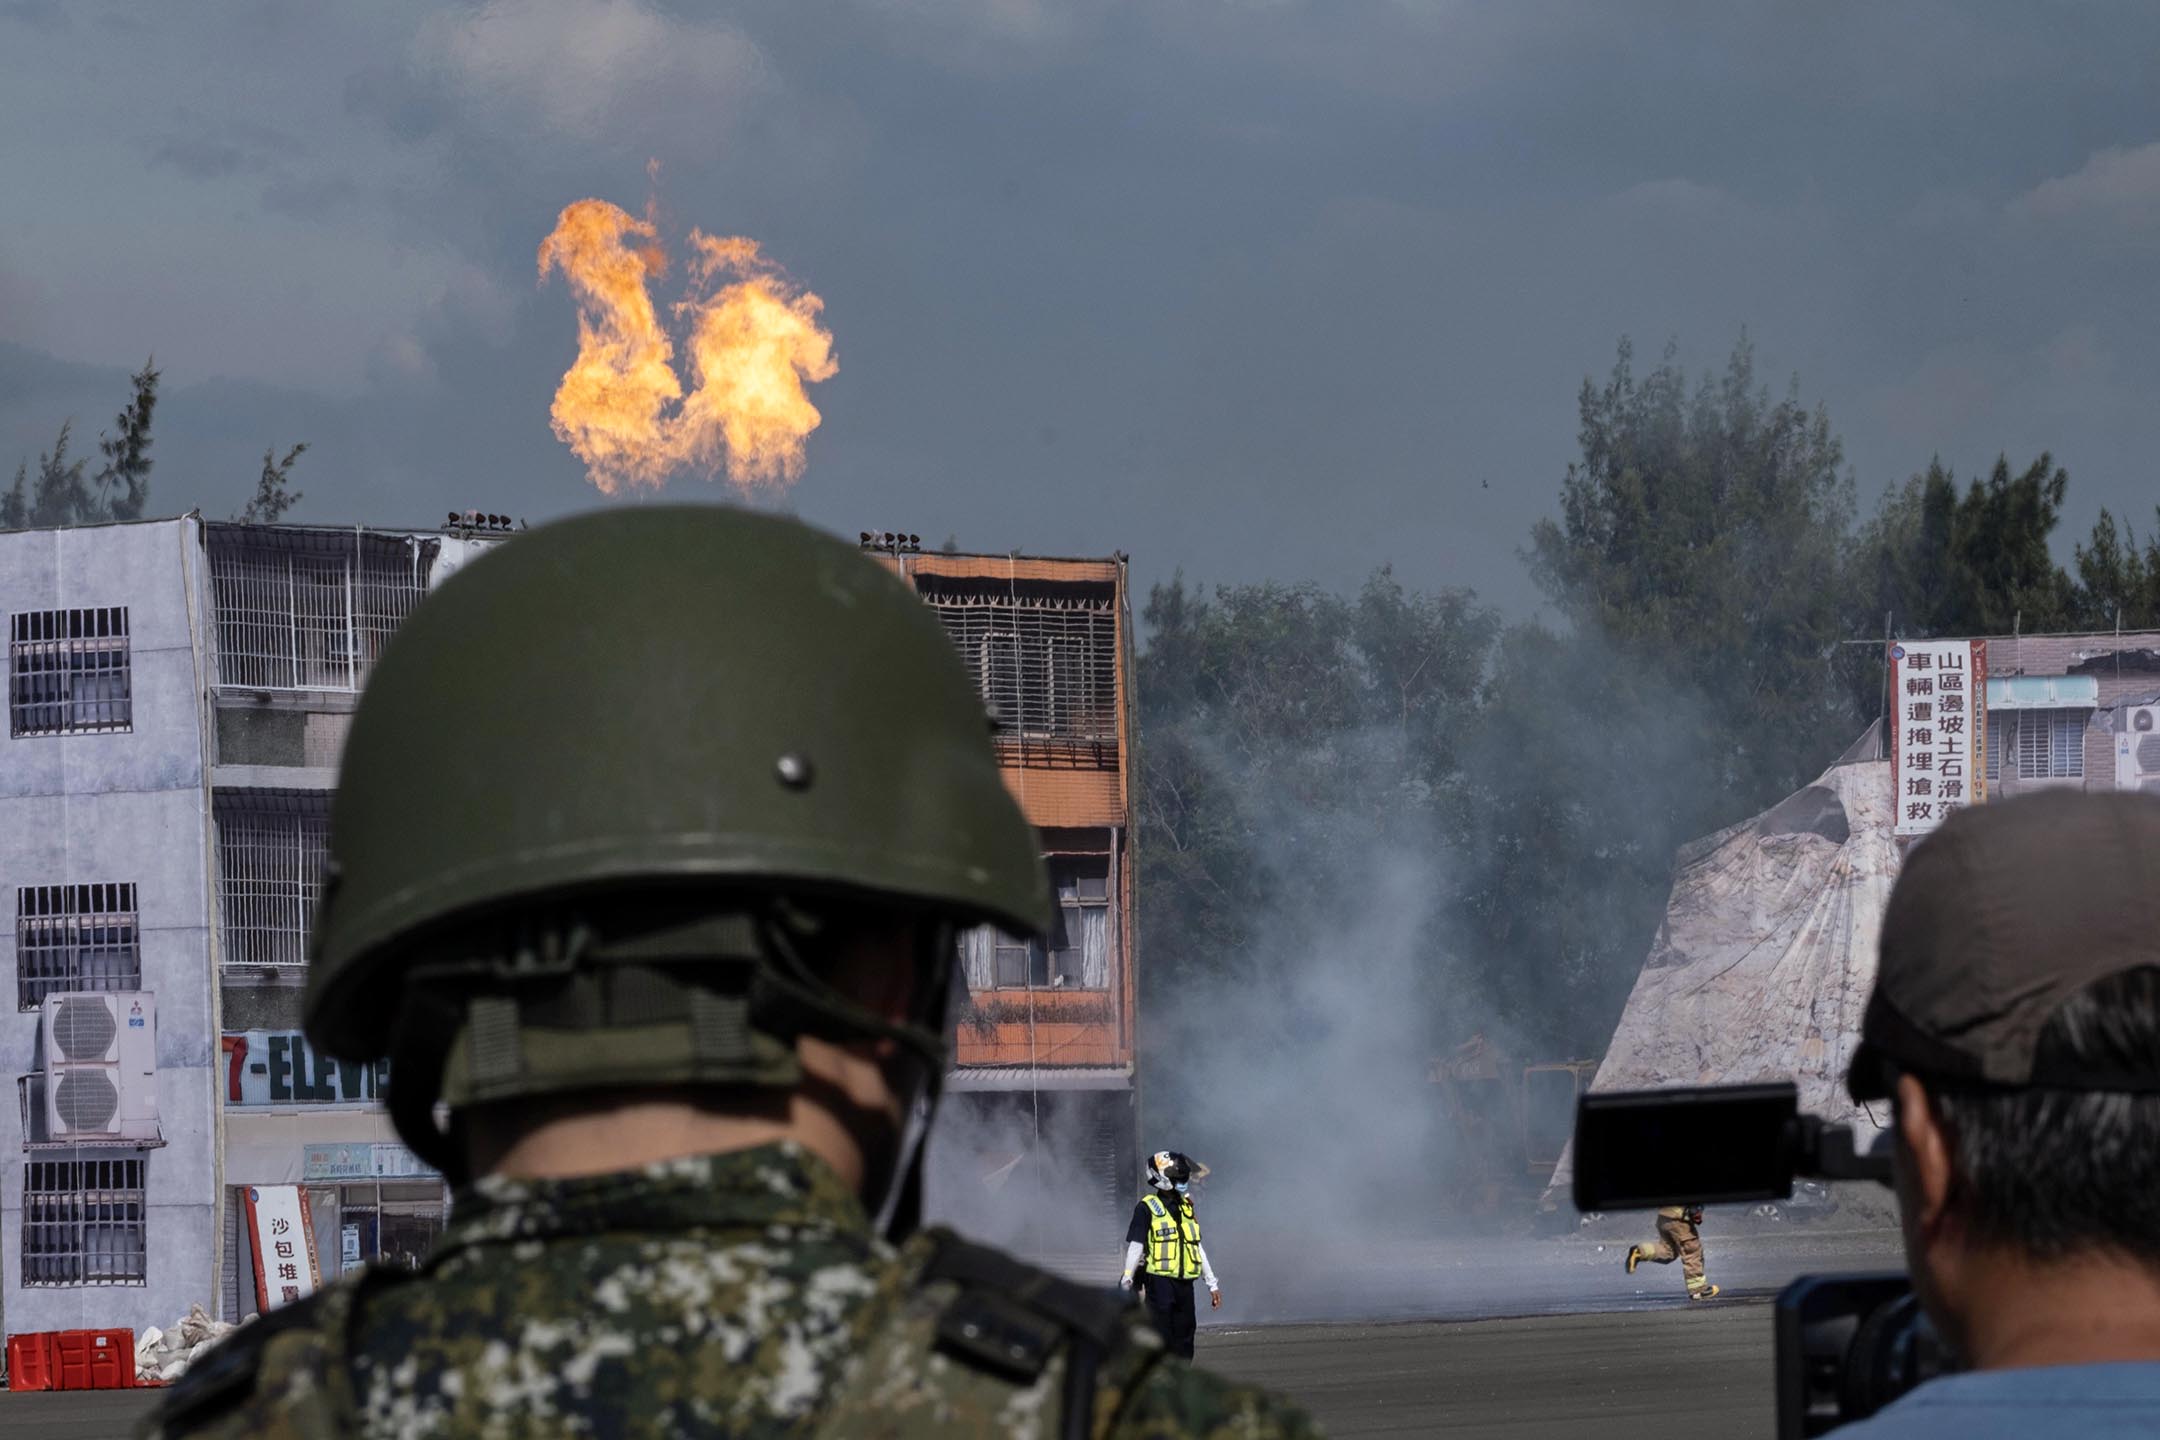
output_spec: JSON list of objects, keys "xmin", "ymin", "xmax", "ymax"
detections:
[{"xmin": 1141, "ymin": 1193, "xmax": 1202, "ymax": 1280}]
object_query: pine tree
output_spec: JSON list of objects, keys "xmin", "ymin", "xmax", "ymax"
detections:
[
  {"xmin": 237, "ymin": 443, "xmax": 307, "ymax": 524},
  {"xmin": 94, "ymin": 358, "xmax": 160, "ymax": 521},
  {"xmin": 27, "ymin": 422, "xmax": 93, "ymax": 528},
  {"xmin": 1, "ymin": 460, "xmax": 26, "ymax": 530}
]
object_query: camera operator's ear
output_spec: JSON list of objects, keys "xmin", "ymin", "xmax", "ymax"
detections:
[{"xmin": 1895, "ymin": 1074, "xmax": 1956, "ymax": 1235}]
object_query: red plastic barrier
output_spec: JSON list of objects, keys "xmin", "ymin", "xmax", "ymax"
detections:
[
  {"xmin": 5, "ymin": 1332, "xmax": 56, "ymax": 1392},
  {"xmin": 51, "ymin": 1329, "xmax": 136, "ymax": 1390}
]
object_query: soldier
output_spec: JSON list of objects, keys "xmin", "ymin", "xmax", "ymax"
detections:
[
  {"xmin": 1624, "ymin": 1204, "xmax": 1719, "ymax": 1300},
  {"xmin": 142, "ymin": 508, "xmax": 1318, "ymax": 1439}
]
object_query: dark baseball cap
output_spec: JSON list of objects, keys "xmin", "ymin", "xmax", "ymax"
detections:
[{"xmin": 1848, "ymin": 789, "xmax": 2160, "ymax": 1102}]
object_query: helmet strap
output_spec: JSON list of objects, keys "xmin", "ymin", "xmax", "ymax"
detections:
[
  {"xmin": 861, "ymin": 918, "xmax": 957, "ymax": 1241},
  {"xmin": 385, "ymin": 986, "xmax": 472, "ymax": 1187}
]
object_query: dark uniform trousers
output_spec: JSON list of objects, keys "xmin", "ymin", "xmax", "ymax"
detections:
[{"xmin": 1140, "ymin": 1271, "xmax": 1198, "ymax": 1359}]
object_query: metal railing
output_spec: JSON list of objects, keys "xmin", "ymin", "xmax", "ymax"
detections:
[
  {"xmin": 16, "ymin": 883, "xmax": 141, "ymax": 1011},
  {"xmin": 8, "ymin": 607, "xmax": 132, "ymax": 736},
  {"xmin": 20, "ymin": 1154, "xmax": 149, "ymax": 1286},
  {"xmin": 208, "ymin": 530, "xmax": 427, "ymax": 692},
  {"xmin": 215, "ymin": 803, "xmax": 330, "ymax": 966},
  {"xmin": 922, "ymin": 590, "xmax": 1118, "ymax": 764}
]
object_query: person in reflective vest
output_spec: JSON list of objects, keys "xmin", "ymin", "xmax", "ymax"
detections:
[{"xmin": 1118, "ymin": 1150, "xmax": 1220, "ymax": 1357}]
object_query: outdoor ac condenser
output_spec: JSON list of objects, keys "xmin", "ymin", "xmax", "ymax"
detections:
[
  {"xmin": 2118, "ymin": 705, "xmax": 2160, "ymax": 795},
  {"xmin": 42, "ymin": 991, "xmax": 160, "ymax": 1142}
]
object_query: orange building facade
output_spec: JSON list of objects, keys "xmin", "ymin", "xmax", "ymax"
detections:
[{"xmin": 873, "ymin": 546, "xmax": 1140, "ymax": 1239}]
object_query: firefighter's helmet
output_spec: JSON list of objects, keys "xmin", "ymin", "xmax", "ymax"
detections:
[{"xmin": 1147, "ymin": 1150, "xmax": 1204, "ymax": 1192}]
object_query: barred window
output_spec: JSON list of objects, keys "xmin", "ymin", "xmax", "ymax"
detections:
[
  {"xmin": 216, "ymin": 796, "xmax": 330, "ymax": 966},
  {"xmin": 1994, "ymin": 709, "xmax": 2086, "ymax": 780},
  {"xmin": 17, "ymin": 884, "xmax": 141, "ymax": 1010},
  {"xmin": 920, "ymin": 586, "xmax": 1117, "ymax": 764},
  {"xmin": 9, "ymin": 607, "xmax": 132, "ymax": 737},
  {"xmin": 23, "ymin": 1156, "xmax": 148, "ymax": 1287},
  {"xmin": 208, "ymin": 528, "xmax": 429, "ymax": 692}
]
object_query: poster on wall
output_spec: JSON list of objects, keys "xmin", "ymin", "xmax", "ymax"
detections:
[
  {"xmin": 242, "ymin": 1184, "xmax": 322, "ymax": 1312},
  {"xmin": 1888, "ymin": 640, "xmax": 1989, "ymax": 838}
]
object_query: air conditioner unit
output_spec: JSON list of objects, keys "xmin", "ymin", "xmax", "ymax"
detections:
[
  {"xmin": 42, "ymin": 991, "xmax": 160, "ymax": 1143},
  {"xmin": 2118, "ymin": 705, "xmax": 2160, "ymax": 795}
]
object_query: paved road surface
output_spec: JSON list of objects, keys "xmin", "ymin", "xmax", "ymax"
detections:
[
  {"xmin": 0, "ymin": 1302, "xmax": 1791, "ymax": 1440},
  {"xmin": 1207, "ymin": 1303, "xmax": 1779, "ymax": 1438},
  {"xmin": 2, "ymin": 1226, "xmax": 1896, "ymax": 1439}
]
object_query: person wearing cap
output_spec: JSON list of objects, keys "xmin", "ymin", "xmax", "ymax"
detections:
[
  {"xmin": 1624, "ymin": 1203, "xmax": 1719, "ymax": 1299},
  {"xmin": 1120, "ymin": 1150, "xmax": 1220, "ymax": 1358},
  {"xmin": 139, "ymin": 509, "xmax": 1318, "ymax": 1440},
  {"xmin": 1833, "ymin": 789, "xmax": 2160, "ymax": 1438}
]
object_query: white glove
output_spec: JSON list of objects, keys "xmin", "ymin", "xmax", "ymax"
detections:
[{"xmin": 1119, "ymin": 1272, "xmax": 1134, "ymax": 1291}]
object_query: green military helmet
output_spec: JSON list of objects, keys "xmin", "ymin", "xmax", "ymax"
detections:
[{"xmin": 303, "ymin": 505, "xmax": 1049, "ymax": 1079}]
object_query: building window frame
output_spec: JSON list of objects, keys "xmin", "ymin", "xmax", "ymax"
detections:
[
  {"xmin": 22, "ymin": 1155, "xmax": 149, "ymax": 1287},
  {"xmin": 920, "ymin": 586, "xmax": 1118, "ymax": 762},
  {"xmin": 8, "ymin": 607, "xmax": 132, "ymax": 737},
  {"xmin": 207, "ymin": 529, "xmax": 429, "ymax": 693},
  {"xmin": 16, "ymin": 883, "xmax": 142, "ymax": 1011},
  {"xmin": 215, "ymin": 795, "xmax": 330, "ymax": 968},
  {"xmin": 962, "ymin": 854, "xmax": 1113, "ymax": 992},
  {"xmin": 1992, "ymin": 707, "xmax": 2086, "ymax": 781}
]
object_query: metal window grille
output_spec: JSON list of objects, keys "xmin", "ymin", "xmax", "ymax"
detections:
[
  {"xmin": 208, "ymin": 532, "xmax": 427, "ymax": 691},
  {"xmin": 920, "ymin": 588, "xmax": 1118, "ymax": 764},
  {"xmin": 16, "ymin": 883, "xmax": 141, "ymax": 1011},
  {"xmin": 22, "ymin": 1155, "xmax": 148, "ymax": 1286},
  {"xmin": 216, "ymin": 801, "xmax": 330, "ymax": 966},
  {"xmin": 8, "ymin": 607, "xmax": 132, "ymax": 736},
  {"xmin": 2006, "ymin": 709, "xmax": 2085, "ymax": 780}
]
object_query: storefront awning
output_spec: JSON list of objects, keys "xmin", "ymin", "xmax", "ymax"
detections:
[{"xmin": 1987, "ymin": 675, "xmax": 2100, "ymax": 710}]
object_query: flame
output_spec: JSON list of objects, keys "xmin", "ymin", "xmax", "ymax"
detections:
[
  {"xmin": 676, "ymin": 232, "xmax": 839, "ymax": 491},
  {"xmin": 538, "ymin": 198, "xmax": 837, "ymax": 495}
]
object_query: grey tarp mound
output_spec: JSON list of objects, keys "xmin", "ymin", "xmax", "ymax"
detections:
[{"xmin": 1546, "ymin": 724, "xmax": 1897, "ymax": 1206}]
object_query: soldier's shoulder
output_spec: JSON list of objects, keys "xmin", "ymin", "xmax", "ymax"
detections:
[
  {"xmin": 135, "ymin": 1271, "xmax": 394, "ymax": 1440},
  {"xmin": 1114, "ymin": 1352, "xmax": 1324, "ymax": 1439},
  {"xmin": 821, "ymin": 1228, "xmax": 1318, "ymax": 1437}
]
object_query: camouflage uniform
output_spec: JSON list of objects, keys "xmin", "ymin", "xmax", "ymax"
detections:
[{"xmin": 143, "ymin": 1143, "xmax": 1319, "ymax": 1437}]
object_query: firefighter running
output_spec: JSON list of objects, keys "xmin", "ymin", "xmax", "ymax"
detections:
[
  {"xmin": 1121, "ymin": 1150, "xmax": 1221, "ymax": 1358},
  {"xmin": 1626, "ymin": 1205, "xmax": 1720, "ymax": 1299}
]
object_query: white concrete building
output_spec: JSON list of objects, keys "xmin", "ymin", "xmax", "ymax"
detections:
[{"xmin": 1, "ymin": 514, "xmax": 502, "ymax": 1340}]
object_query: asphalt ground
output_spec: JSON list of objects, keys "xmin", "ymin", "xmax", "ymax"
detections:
[
  {"xmin": 0, "ymin": 1306, "xmax": 1779, "ymax": 1439},
  {"xmin": 1, "ymin": 1227, "xmax": 1901, "ymax": 1438}
]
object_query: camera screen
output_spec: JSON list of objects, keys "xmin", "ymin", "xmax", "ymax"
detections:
[{"xmin": 1573, "ymin": 1082, "xmax": 1800, "ymax": 1210}]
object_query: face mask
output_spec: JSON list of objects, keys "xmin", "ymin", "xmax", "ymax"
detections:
[{"xmin": 1174, "ymin": 1181, "xmax": 1189, "ymax": 1195}]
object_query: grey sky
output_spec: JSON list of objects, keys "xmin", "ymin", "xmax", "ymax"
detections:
[{"xmin": 4, "ymin": 1, "xmax": 2156, "ymax": 615}]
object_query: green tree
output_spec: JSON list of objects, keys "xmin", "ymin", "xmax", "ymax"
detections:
[
  {"xmin": 2073, "ymin": 506, "xmax": 2160, "ymax": 631},
  {"xmin": 5, "ymin": 361, "xmax": 162, "ymax": 530},
  {"xmin": 27, "ymin": 421, "xmax": 93, "ymax": 528},
  {"xmin": 1850, "ymin": 454, "xmax": 2078, "ymax": 642},
  {"xmin": 236, "ymin": 443, "xmax": 307, "ymax": 524},
  {"xmin": 94, "ymin": 358, "xmax": 160, "ymax": 520},
  {"xmin": 1527, "ymin": 334, "xmax": 1859, "ymax": 809},
  {"xmin": 0, "ymin": 461, "xmax": 25, "ymax": 530}
]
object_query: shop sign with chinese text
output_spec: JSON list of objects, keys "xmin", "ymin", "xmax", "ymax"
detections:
[
  {"xmin": 243, "ymin": 1184, "xmax": 321, "ymax": 1311},
  {"xmin": 1889, "ymin": 640, "xmax": 1988, "ymax": 837}
]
